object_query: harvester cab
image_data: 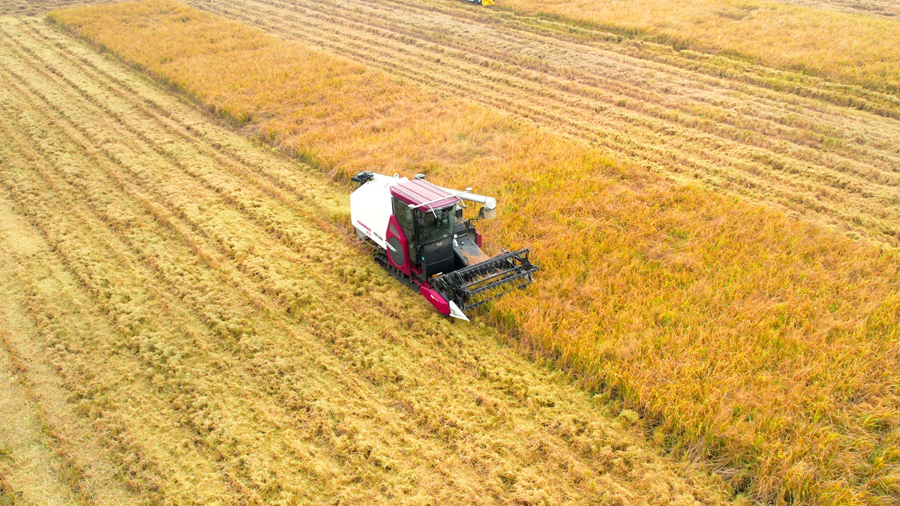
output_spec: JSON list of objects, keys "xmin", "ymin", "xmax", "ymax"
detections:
[{"xmin": 350, "ymin": 172, "xmax": 537, "ymax": 320}]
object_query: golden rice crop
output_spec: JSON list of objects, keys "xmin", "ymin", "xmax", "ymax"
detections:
[
  {"xmin": 501, "ymin": 0, "xmax": 900, "ymax": 94},
  {"xmin": 50, "ymin": 1, "xmax": 900, "ymax": 502}
]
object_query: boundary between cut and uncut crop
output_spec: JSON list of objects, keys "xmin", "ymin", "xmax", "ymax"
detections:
[
  {"xmin": 40, "ymin": 7, "xmax": 753, "ymax": 497},
  {"xmin": 45, "ymin": 14, "xmax": 350, "ymax": 234},
  {"xmin": 45, "ymin": 12, "xmax": 333, "ymax": 177},
  {"xmin": 45, "ymin": 2, "xmax": 900, "ymax": 503},
  {"xmin": 40, "ymin": 4, "xmax": 642, "ymax": 432}
]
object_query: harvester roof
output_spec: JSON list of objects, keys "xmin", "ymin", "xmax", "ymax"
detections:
[{"xmin": 390, "ymin": 179, "xmax": 460, "ymax": 211}]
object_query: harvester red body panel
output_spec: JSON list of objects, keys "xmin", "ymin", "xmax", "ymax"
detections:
[
  {"xmin": 350, "ymin": 172, "xmax": 537, "ymax": 320},
  {"xmin": 385, "ymin": 214, "xmax": 411, "ymax": 275}
]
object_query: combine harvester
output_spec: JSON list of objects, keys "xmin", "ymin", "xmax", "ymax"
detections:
[{"xmin": 350, "ymin": 172, "xmax": 537, "ymax": 321}]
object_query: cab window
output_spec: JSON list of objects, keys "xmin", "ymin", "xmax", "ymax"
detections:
[
  {"xmin": 393, "ymin": 198, "xmax": 415, "ymax": 238},
  {"xmin": 417, "ymin": 206, "xmax": 455, "ymax": 244}
]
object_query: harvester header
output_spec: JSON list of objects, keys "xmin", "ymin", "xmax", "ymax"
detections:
[{"xmin": 350, "ymin": 172, "xmax": 537, "ymax": 320}]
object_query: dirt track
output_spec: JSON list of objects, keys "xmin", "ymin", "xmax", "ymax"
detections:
[
  {"xmin": 0, "ymin": 16, "xmax": 732, "ymax": 503},
  {"xmin": 186, "ymin": 0, "xmax": 900, "ymax": 247}
]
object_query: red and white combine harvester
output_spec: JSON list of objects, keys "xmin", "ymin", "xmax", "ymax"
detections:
[{"xmin": 350, "ymin": 172, "xmax": 538, "ymax": 321}]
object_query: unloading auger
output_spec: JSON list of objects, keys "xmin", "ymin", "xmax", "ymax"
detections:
[{"xmin": 349, "ymin": 172, "xmax": 537, "ymax": 321}]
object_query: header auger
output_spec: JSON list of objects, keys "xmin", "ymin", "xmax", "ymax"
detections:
[{"xmin": 350, "ymin": 172, "xmax": 537, "ymax": 320}]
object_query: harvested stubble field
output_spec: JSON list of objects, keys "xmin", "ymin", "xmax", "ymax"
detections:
[
  {"xmin": 0, "ymin": 15, "xmax": 734, "ymax": 504},
  {"xmin": 49, "ymin": 1, "xmax": 900, "ymax": 503}
]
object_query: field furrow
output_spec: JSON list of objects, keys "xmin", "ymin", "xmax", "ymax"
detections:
[
  {"xmin": 227, "ymin": 0, "xmax": 860, "ymax": 206},
  {"xmin": 190, "ymin": 0, "xmax": 900, "ymax": 244},
  {"xmin": 0, "ymin": 17, "xmax": 729, "ymax": 503}
]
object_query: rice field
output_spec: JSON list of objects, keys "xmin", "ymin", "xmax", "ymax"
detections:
[
  {"xmin": 46, "ymin": 1, "xmax": 900, "ymax": 503},
  {"xmin": 503, "ymin": 0, "xmax": 900, "ymax": 93},
  {"xmin": 187, "ymin": 0, "xmax": 900, "ymax": 249},
  {"xmin": 0, "ymin": 14, "xmax": 735, "ymax": 504}
]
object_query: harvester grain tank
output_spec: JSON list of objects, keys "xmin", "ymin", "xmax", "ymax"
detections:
[{"xmin": 350, "ymin": 172, "xmax": 537, "ymax": 320}]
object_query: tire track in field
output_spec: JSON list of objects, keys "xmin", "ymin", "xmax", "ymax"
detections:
[
  {"xmin": 232, "ymin": 0, "xmax": 864, "ymax": 205},
  {"xmin": 278, "ymin": 0, "xmax": 900, "ymax": 163},
  {"xmin": 0, "ymin": 18, "xmax": 731, "ymax": 503},
  {"xmin": 253, "ymin": 0, "xmax": 899, "ymax": 193},
  {"xmin": 190, "ymin": 0, "xmax": 900, "ymax": 245},
  {"xmin": 779, "ymin": 0, "xmax": 900, "ymax": 17}
]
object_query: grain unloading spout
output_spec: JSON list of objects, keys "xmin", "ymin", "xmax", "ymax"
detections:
[{"xmin": 434, "ymin": 183, "xmax": 498, "ymax": 220}]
